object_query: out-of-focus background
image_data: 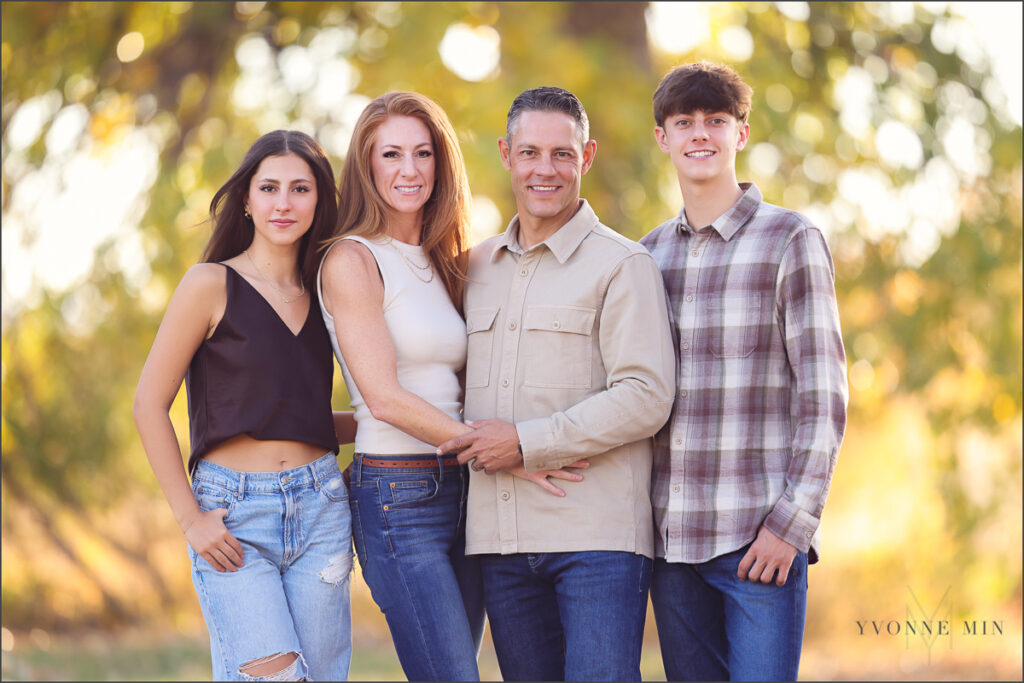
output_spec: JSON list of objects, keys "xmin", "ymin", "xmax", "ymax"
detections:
[{"xmin": 1, "ymin": 1, "xmax": 1021, "ymax": 680}]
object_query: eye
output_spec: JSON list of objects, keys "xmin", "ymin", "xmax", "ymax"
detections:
[
  {"xmin": 675, "ymin": 119, "xmax": 690, "ymax": 127},
  {"xmin": 293, "ymin": 185, "xmax": 311, "ymax": 193},
  {"xmin": 383, "ymin": 150, "xmax": 399, "ymax": 159},
  {"xmin": 416, "ymin": 149, "xmax": 433, "ymax": 158},
  {"xmin": 260, "ymin": 184, "xmax": 277, "ymax": 192},
  {"xmin": 712, "ymin": 118, "xmax": 727, "ymax": 125}
]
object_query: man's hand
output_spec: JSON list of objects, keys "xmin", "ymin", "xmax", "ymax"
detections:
[
  {"xmin": 737, "ymin": 526, "xmax": 798, "ymax": 586},
  {"xmin": 509, "ymin": 460, "xmax": 589, "ymax": 497},
  {"xmin": 437, "ymin": 418, "xmax": 522, "ymax": 474}
]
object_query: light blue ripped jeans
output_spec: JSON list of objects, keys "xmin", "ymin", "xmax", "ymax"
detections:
[{"xmin": 189, "ymin": 452, "xmax": 353, "ymax": 681}]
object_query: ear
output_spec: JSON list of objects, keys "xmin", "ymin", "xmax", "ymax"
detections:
[
  {"xmin": 498, "ymin": 137, "xmax": 512, "ymax": 171},
  {"xmin": 736, "ymin": 123, "xmax": 750, "ymax": 151},
  {"xmin": 654, "ymin": 126, "xmax": 670, "ymax": 154},
  {"xmin": 580, "ymin": 139, "xmax": 597, "ymax": 174}
]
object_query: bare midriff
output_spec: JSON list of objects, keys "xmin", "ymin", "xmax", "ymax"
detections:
[{"xmin": 201, "ymin": 434, "xmax": 328, "ymax": 473}]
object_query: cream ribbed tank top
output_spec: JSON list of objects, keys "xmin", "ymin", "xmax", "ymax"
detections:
[{"xmin": 317, "ymin": 235, "xmax": 467, "ymax": 454}]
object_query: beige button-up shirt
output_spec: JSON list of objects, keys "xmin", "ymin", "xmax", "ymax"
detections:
[{"xmin": 462, "ymin": 200, "xmax": 676, "ymax": 557}]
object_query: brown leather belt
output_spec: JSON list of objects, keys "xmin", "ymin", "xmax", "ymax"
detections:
[{"xmin": 358, "ymin": 454, "xmax": 461, "ymax": 469}]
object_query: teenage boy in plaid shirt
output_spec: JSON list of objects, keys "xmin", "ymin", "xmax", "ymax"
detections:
[{"xmin": 640, "ymin": 61, "xmax": 848, "ymax": 681}]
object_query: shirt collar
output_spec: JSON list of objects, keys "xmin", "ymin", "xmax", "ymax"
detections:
[
  {"xmin": 489, "ymin": 199, "xmax": 600, "ymax": 264},
  {"xmin": 673, "ymin": 182, "xmax": 763, "ymax": 241}
]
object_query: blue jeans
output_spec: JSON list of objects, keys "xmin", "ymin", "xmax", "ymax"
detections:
[
  {"xmin": 349, "ymin": 453, "xmax": 485, "ymax": 681},
  {"xmin": 189, "ymin": 452, "xmax": 353, "ymax": 681},
  {"xmin": 479, "ymin": 551, "xmax": 652, "ymax": 681},
  {"xmin": 650, "ymin": 546, "xmax": 809, "ymax": 682}
]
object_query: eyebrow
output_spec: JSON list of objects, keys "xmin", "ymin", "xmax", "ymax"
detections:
[
  {"xmin": 380, "ymin": 142, "xmax": 432, "ymax": 149},
  {"xmin": 256, "ymin": 177, "xmax": 314, "ymax": 184}
]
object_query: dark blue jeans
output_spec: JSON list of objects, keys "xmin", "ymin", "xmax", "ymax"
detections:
[
  {"xmin": 349, "ymin": 454, "xmax": 485, "ymax": 681},
  {"xmin": 479, "ymin": 550, "xmax": 652, "ymax": 681},
  {"xmin": 650, "ymin": 547, "xmax": 809, "ymax": 682}
]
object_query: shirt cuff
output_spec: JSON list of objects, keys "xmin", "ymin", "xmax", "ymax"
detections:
[
  {"xmin": 515, "ymin": 418, "xmax": 552, "ymax": 474},
  {"xmin": 762, "ymin": 496, "xmax": 820, "ymax": 554}
]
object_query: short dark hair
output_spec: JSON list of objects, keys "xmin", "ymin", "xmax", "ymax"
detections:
[
  {"xmin": 506, "ymin": 86, "xmax": 590, "ymax": 146},
  {"xmin": 653, "ymin": 61, "xmax": 753, "ymax": 128},
  {"xmin": 201, "ymin": 130, "xmax": 338, "ymax": 290}
]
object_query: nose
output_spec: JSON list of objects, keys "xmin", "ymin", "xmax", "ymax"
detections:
[
  {"xmin": 400, "ymin": 154, "xmax": 418, "ymax": 176},
  {"xmin": 274, "ymin": 190, "xmax": 292, "ymax": 212},
  {"xmin": 536, "ymin": 152, "xmax": 556, "ymax": 175},
  {"xmin": 691, "ymin": 122, "xmax": 709, "ymax": 141}
]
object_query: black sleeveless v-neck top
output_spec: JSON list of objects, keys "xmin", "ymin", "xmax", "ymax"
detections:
[{"xmin": 185, "ymin": 265, "xmax": 337, "ymax": 475}]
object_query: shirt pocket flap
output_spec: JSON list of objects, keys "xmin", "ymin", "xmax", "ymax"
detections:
[
  {"xmin": 524, "ymin": 306, "xmax": 596, "ymax": 335},
  {"xmin": 465, "ymin": 307, "xmax": 499, "ymax": 334}
]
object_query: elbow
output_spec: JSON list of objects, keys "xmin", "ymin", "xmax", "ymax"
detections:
[{"xmin": 365, "ymin": 397, "xmax": 396, "ymax": 425}]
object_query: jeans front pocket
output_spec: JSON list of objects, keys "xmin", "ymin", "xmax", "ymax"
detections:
[
  {"xmin": 192, "ymin": 481, "xmax": 237, "ymax": 523},
  {"xmin": 382, "ymin": 474, "xmax": 440, "ymax": 510}
]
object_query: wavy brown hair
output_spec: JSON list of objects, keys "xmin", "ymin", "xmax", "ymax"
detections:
[
  {"xmin": 201, "ymin": 130, "xmax": 339, "ymax": 289},
  {"xmin": 326, "ymin": 91, "xmax": 470, "ymax": 312}
]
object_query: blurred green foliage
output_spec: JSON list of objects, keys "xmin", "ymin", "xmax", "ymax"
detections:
[{"xmin": 1, "ymin": 1, "xmax": 1020, "ymax": 677}]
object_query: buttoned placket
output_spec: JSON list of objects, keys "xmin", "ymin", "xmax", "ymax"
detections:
[
  {"xmin": 669, "ymin": 228, "xmax": 705, "ymax": 559},
  {"xmin": 494, "ymin": 247, "xmax": 539, "ymax": 553}
]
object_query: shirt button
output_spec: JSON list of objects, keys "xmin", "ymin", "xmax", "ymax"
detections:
[
  {"xmin": 691, "ymin": 250, "xmax": 698, "ymax": 257},
  {"xmin": 672, "ymin": 485, "xmax": 680, "ymax": 493},
  {"xmin": 501, "ymin": 378, "xmax": 510, "ymax": 387},
  {"xmin": 806, "ymin": 531, "xmax": 813, "ymax": 538},
  {"xmin": 552, "ymin": 321, "xmax": 560, "ymax": 329},
  {"xmin": 674, "ymin": 438, "xmax": 682, "ymax": 446},
  {"xmin": 501, "ymin": 491, "xmax": 511, "ymax": 501},
  {"xmin": 680, "ymin": 390, "xmax": 688, "ymax": 397},
  {"xmin": 520, "ymin": 268, "xmax": 529, "ymax": 277},
  {"xmin": 682, "ymin": 342, "xmax": 690, "ymax": 350},
  {"xmin": 686, "ymin": 295, "xmax": 693, "ymax": 302},
  {"xmin": 509, "ymin": 320, "xmax": 517, "ymax": 331}
]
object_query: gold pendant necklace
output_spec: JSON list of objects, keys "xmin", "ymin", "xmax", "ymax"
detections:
[
  {"xmin": 385, "ymin": 238, "xmax": 434, "ymax": 284},
  {"xmin": 244, "ymin": 249, "xmax": 306, "ymax": 303}
]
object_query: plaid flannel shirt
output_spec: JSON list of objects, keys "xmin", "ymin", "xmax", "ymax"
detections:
[{"xmin": 640, "ymin": 183, "xmax": 848, "ymax": 564}]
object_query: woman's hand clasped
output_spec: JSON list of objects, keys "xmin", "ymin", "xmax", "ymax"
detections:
[
  {"xmin": 183, "ymin": 508, "xmax": 245, "ymax": 572},
  {"xmin": 509, "ymin": 460, "xmax": 590, "ymax": 497}
]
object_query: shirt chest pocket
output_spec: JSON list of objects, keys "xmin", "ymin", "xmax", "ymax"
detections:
[
  {"xmin": 705, "ymin": 293, "xmax": 762, "ymax": 358},
  {"xmin": 523, "ymin": 306, "xmax": 596, "ymax": 389},
  {"xmin": 465, "ymin": 307, "xmax": 499, "ymax": 389}
]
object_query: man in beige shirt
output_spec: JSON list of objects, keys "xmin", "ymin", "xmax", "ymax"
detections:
[{"xmin": 437, "ymin": 87, "xmax": 676, "ymax": 682}]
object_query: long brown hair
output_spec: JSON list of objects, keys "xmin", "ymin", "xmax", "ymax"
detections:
[
  {"xmin": 327, "ymin": 92, "xmax": 470, "ymax": 312},
  {"xmin": 201, "ymin": 130, "xmax": 339, "ymax": 289}
]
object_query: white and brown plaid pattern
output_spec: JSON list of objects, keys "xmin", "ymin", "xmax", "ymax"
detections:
[{"xmin": 641, "ymin": 183, "xmax": 848, "ymax": 564}]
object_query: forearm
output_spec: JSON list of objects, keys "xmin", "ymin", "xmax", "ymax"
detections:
[
  {"xmin": 366, "ymin": 386, "xmax": 472, "ymax": 447},
  {"xmin": 134, "ymin": 406, "xmax": 200, "ymax": 532},
  {"xmin": 517, "ymin": 377, "xmax": 674, "ymax": 472},
  {"xmin": 332, "ymin": 411, "xmax": 357, "ymax": 445}
]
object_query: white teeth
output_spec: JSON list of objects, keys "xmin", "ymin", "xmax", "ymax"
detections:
[
  {"xmin": 395, "ymin": 186, "xmax": 421, "ymax": 194},
  {"xmin": 686, "ymin": 151, "xmax": 714, "ymax": 158},
  {"xmin": 531, "ymin": 186, "xmax": 557, "ymax": 191}
]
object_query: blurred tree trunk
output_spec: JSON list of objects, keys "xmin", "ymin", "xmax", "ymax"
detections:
[{"xmin": 564, "ymin": 1, "xmax": 650, "ymax": 70}]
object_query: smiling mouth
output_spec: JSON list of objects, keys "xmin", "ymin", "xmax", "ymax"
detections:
[
  {"xmin": 529, "ymin": 185, "xmax": 559, "ymax": 192},
  {"xmin": 395, "ymin": 186, "xmax": 422, "ymax": 195},
  {"xmin": 685, "ymin": 151, "xmax": 715, "ymax": 158}
]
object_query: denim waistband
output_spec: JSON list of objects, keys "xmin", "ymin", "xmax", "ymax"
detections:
[{"xmin": 192, "ymin": 451, "xmax": 339, "ymax": 494}]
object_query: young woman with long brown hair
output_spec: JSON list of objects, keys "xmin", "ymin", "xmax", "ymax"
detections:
[{"xmin": 134, "ymin": 130, "xmax": 354, "ymax": 681}]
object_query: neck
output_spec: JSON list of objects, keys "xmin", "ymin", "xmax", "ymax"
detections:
[
  {"xmin": 245, "ymin": 239, "xmax": 302, "ymax": 286},
  {"xmin": 517, "ymin": 199, "xmax": 582, "ymax": 250},
  {"xmin": 387, "ymin": 211, "xmax": 424, "ymax": 246},
  {"xmin": 679, "ymin": 176, "xmax": 744, "ymax": 230}
]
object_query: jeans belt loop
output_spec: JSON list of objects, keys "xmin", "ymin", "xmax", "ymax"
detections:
[
  {"xmin": 237, "ymin": 472, "xmax": 245, "ymax": 501},
  {"xmin": 310, "ymin": 459, "xmax": 322, "ymax": 491},
  {"xmin": 436, "ymin": 452, "xmax": 445, "ymax": 486}
]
